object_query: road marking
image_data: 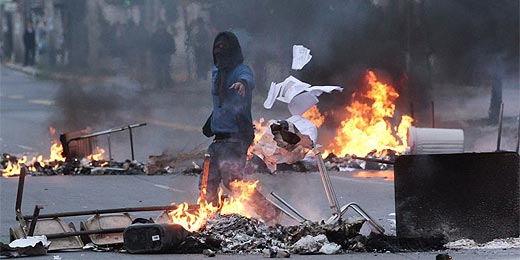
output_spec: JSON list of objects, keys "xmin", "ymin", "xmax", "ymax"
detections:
[
  {"xmin": 28, "ymin": 99, "xmax": 55, "ymax": 106},
  {"xmin": 154, "ymin": 184, "xmax": 186, "ymax": 193},
  {"xmin": 120, "ymin": 114, "xmax": 199, "ymax": 132},
  {"xmin": 329, "ymin": 174, "xmax": 393, "ymax": 186},
  {"xmin": 7, "ymin": 94, "xmax": 24, "ymax": 99}
]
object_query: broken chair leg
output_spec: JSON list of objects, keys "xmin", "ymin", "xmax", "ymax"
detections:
[
  {"xmin": 28, "ymin": 205, "xmax": 43, "ymax": 236},
  {"xmin": 339, "ymin": 202, "xmax": 385, "ymax": 234},
  {"xmin": 315, "ymin": 151, "xmax": 341, "ymax": 217}
]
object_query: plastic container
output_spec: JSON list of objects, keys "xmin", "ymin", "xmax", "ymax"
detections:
[
  {"xmin": 407, "ymin": 127, "xmax": 464, "ymax": 154},
  {"xmin": 123, "ymin": 223, "xmax": 189, "ymax": 253}
]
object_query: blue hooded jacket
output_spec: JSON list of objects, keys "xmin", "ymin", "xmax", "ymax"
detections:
[
  {"xmin": 210, "ymin": 64, "xmax": 254, "ymax": 137},
  {"xmin": 208, "ymin": 31, "xmax": 254, "ymax": 141}
]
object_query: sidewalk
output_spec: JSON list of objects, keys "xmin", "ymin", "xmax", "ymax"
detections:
[{"xmin": 2, "ymin": 62, "xmax": 105, "ymax": 83}]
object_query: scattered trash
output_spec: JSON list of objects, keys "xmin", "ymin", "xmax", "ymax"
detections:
[
  {"xmin": 436, "ymin": 253, "xmax": 452, "ymax": 260},
  {"xmin": 291, "ymin": 234, "xmax": 328, "ymax": 254},
  {"xmin": 262, "ymin": 246, "xmax": 290, "ymax": 258},
  {"xmin": 445, "ymin": 237, "xmax": 520, "ymax": 250},
  {"xmin": 291, "ymin": 45, "xmax": 312, "ymax": 70},
  {"xmin": 202, "ymin": 248, "xmax": 216, "ymax": 257},
  {"xmin": 0, "ymin": 235, "xmax": 50, "ymax": 257},
  {"xmin": 319, "ymin": 242, "xmax": 341, "ymax": 255},
  {"xmin": 250, "ymin": 119, "xmax": 314, "ymax": 173}
]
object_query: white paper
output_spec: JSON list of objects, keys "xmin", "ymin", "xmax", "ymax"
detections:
[
  {"xmin": 292, "ymin": 45, "xmax": 312, "ymax": 70},
  {"xmin": 275, "ymin": 76, "xmax": 311, "ymax": 104},
  {"xmin": 9, "ymin": 235, "xmax": 51, "ymax": 248},
  {"xmin": 287, "ymin": 92, "xmax": 319, "ymax": 116},
  {"xmin": 263, "ymin": 76, "xmax": 343, "ymax": 112},
  {"xmin": 263, "ymin": 82, "xmax": 282, "ymax": 109},
  {"xmin": 286, "ymin": 115, "xmax": 318, "ymax": 144},
  {"xmin": 306, "ymin": 85, "xmax": 344, "ymax": 97}
]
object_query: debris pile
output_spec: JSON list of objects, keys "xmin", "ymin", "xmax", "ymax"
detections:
[
  {"xmin": 323, "ymin": 150, "xmax": 397, "ymax": 171},
  {"xmin": 0, "ymin": 153, "xmax": 145, "ymax": 176},
  {"xmin": 176, "ymin": 214, "xmax": 369, "ymax": 255},
  {"xmin": 174, "ymin": 214, "xmax": 448, "ymax": 255}
]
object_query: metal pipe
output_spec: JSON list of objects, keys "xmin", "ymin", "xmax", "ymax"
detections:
[
  {"xmin": 431, "ymin": 101, "xmax": 435, "ymax": 128},
  {"xmin": 316, "ymin": 153, "xmax": 335, "ymax": 212},
  {"xmin": 28, "ymin": 205, "xmax": 42, "ymax": 236},
  {"xmin": 15, "ymin": 166, "xmax": 28, "ymax": 238},
  {"xmin": 107, "ymin": 134, "xmax": 112, "ymax": 167},
  {"xmin": 44, "ymin": 227, "xmax": 127, "ymax": 239},
  {"xmin": 497, "ymin": 102, "xmax": 504, "ymax": 151},
  {"xmin": 66, "ymin": 123, "xmax": 147, "ymax": 142},
  {"xmin": 340, "ymin": 202, "xmax": 385, "ymax": 234},
  {"xmin": 270, "ymin": 192, "xmax": 307, "ymax": 221},
  {"xmin": 128, "ymin": 126, "xmax": 135, "ymax": 160},
  {"xmin": 351, "ymin": 155, "xmax": 395, "ymax": 165},
  {"xmin": 15, "ymin": 166, "xmax": 26, "ymax": 213},
  {"xmin": 22, "ymin": 205, "xmax": 180, "ymax": 220},
  {"xmin": 265, "ymin": 198, "xmax": 302, "ymax": 223},
  {"xmin": 199, "ymin": 154, "xmax": 210, "ymax": 201},
  {"xmin": 323, "ymin": 158, "xmax": 341, "ymax": 216},
  {"xmin": 516, "ymin": 112, "xmax": 520, "ymax": 154},
  {"xmin": 316, "ymin": 152, "xmax": 341, "ymax": 216}
]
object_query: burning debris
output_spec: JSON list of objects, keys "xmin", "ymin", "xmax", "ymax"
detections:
[
  {"xmin": 174, "ymin": 214, "xmax": 444, "ymax": 255},
  {"xmin": 176, "ymin": 214, "xmax": 364, "ymax": 255},
  {"xmin": 1, "ymin": 153, "xmax": 145, "ymax": 176}
]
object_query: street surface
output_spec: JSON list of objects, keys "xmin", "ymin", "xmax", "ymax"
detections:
[{"xmin": 1, "ymin": 65, "xmax": 520, "ymax": 259}]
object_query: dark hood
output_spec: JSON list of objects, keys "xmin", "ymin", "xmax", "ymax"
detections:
[{"xmin": 213, "ymin": 31, "xmax": 244, "ymax": 70}]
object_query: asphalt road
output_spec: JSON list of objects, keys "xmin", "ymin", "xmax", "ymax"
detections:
[
  {"xmin": 1, "ymin": 65, "xmax": 520, "ymax": 259},
  {"xmin": 1, "ymin": 172, "xmax": 520, "ymax": 259}
]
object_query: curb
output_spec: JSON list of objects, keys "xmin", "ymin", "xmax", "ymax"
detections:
[{"xmin": 3, "ymin": 62, "xmax": 40, "ymax": 77}]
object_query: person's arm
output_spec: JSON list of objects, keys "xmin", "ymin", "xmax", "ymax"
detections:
[{"xmin": 229, "ymin": 65, "xmax": 254, "ymax": 96}]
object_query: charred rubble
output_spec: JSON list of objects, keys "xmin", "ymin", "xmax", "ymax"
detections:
[{"xmin": 174, "ymin": 214, "xmax": 445, "ymax": 255}]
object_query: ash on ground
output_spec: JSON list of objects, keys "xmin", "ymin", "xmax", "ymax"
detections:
[{"xmin": 176, "ymin": 214, "xmax": 446, "ymax": 255}]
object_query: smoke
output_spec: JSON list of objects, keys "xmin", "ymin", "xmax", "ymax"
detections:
[
  {"xmin": 209, "ymin": 0, "xmax": 518, "ymax": 118},
  {"xmin": 48, "ymin": 0, "xmax": 517, "ymax": 160}
]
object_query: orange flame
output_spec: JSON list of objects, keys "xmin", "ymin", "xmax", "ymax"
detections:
[
  {"xmin": 325, "ymin": 70, "xmax": 413, "ymax": 157},
  {"xmin": 3, "ymin": 127, "xmax": 110, "ymax": 177},
  {"xmin": 302, "ymin": 105, "xmax": 325, "ymax": 128},
  {"xmin": 2, "ymin": 154, "xmax": 23, "ymax": 177},
  {"xmin": 247, "ymin": 118, "xmax": 269, "ymax": 158},
  {"xmin": 168, "ymin": 180, "xmax": 259, "ymax": 232},
  {"xmin": 353, "ymin": 170, "xmax": 394, "ymax": 181},
  {"xmin": 87, "ymin": 147, "xmax": 106, "ymax": 161}
]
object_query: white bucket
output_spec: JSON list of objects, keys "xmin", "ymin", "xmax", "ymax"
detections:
[{"xmin": 407, "ymin": 127, "xmax": 464, "ymax": 154}]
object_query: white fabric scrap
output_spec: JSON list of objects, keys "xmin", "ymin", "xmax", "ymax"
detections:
[
  {"xmin": 9, "ymin": 235, "xmax": 51, "ymax": 248},
  {"xmin": 292, "ymin": 45, "xmax": 312, "ymax": 70}
]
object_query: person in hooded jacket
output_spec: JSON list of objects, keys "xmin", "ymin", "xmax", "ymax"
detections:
[{"xmin": 202, "ymin": 31, "xmax": 282, "ymax": 225}]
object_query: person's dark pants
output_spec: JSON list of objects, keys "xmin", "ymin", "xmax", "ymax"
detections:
[
  {"xmin": 24, "ymin": 47, "xmax": 35, "ymax": 66},
  {"xmin": 200, "ymin": 137, "xmax": 281, "ymax": 224}
]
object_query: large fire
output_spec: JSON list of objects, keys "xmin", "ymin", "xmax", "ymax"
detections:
[
  {"xmin": 168, "ymin": 179, "xmax": 259, "ymax": 232},
  {"xmin": 325, "ymin": 70, "xmax": 413, "ymax": 157},
  {"xmin": 302, "ymin": 105, "xmax": 325, "ymax": 127}
]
